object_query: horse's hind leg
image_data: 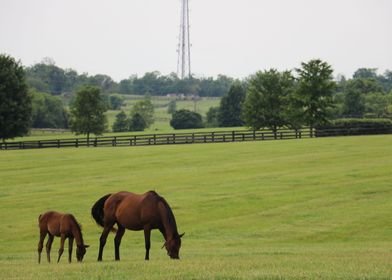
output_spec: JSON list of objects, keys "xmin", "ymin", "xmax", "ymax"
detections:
[
  {"xmin": 114, "ymin": 224, "xmax": 125, "ymax": 261},
  {"xmin": 46, "ymin": 234, "xmax": 54, "ymax": 263},
  {"xmin": 37, "ymin": 230, "xmax": 46, "ymax": 264},
  {"xmin": 144, "ymin": 225, "xmax": 151, "ymax": 260},
  {"xmin": 68, "ymin": 237, "xmax": 74, "ymax": 263},
  {"xmin": 57, "ymin": 234, "xmax": 66, "ymax": 263}
]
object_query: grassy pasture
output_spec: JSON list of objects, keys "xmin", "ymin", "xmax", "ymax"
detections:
[
  {"xmin": 0, "ymin": 135, "xmax": 391, "ymax": 279},
  {"xmin": 18, "ymin": 96, "xmax": 220, "ymax": 141}
]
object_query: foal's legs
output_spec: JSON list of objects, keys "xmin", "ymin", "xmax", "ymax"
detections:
[
  {"xmin": 144, "ymin": 225, "xmax": 151, "ymax": 261},
  {"xmin": 68, "ymin": 237, "xmax": 74, "ymax": 263},
  {"xmin": 57, "ymin": 234, "xmax": 66, "ymax": 263},
  {"xmin": 114, "ymin": 224, "xmax": 125, "ymax": 261},
  {"xmin": 98, "ymin": 223, "xmax": 114, "ymax": 261},
  {"xmin": 46, "ymin": 234, "xmax": 54, "ymax": 263},
  {"xmin": 37, "ymin": 231, "xmax": 46, "ymax": 264}
]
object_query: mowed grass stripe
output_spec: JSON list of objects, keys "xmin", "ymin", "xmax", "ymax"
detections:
[{"xmin": 0, "ymin": 135, "xmax": 391, "ymax": 279}]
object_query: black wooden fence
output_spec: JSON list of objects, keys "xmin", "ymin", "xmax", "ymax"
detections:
[
  {"xmin": 1, "ymin": 126, "xmax": 390, "ymax": 150},
  {"xmin": 0, "ymin": 129, "xmax": 309, "ymax": 150}
]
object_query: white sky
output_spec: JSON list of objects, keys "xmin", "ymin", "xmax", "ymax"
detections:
[{"xmin": 0, "ymin": 0, "xmax": 391, "ymax": 81}]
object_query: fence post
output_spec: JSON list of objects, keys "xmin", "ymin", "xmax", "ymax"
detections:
[
  {"xmin": 261, "ymin": 133, "xmax": 264, "ymax": 140},
  {"xmin": 154, "ymin": 134, "xmax": 157, "ymax": 145},
  {"xmin": 212, "ymin": 132, "xmax": 215, "ymax": 142},
  {"xmin": 232, "ymin": 131, "xmax": 235, "ymax": 142},
  {"xmin": 113, "ymin": 137, "xmax": 117, "ymax": 147},
  {"xmin": 242, "ymin": 134, "xmax": 245, "ymax": 141},
  {"xmin": 299, "ymin": 131, "xmax": 302, "ymax": 139},
  {"xmin": 94, "ymin": 138, "xmax": 97, "ymax": 147},
  {"xmin": 173, "ymin": 134, "xmax": 176, "ymax": 144},
  {"xmin": 192, "ymin": 133, "xmax": 195, "ymax": 143},
  {"xmin": 76, "ymin": 139, "xmax": 79, "ymax": 148},
  {"xmin": 253, "ymin": 130, "xmax": 256, "ymax": 140},
  {"xmin": 134, "ymin": 136, "xmax": 137, "ymax": 146},
  {"xmin": 57, "ymin": 140, "xmax": 60, "ymax": 148}
]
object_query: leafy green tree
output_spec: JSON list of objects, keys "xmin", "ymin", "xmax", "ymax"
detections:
[
  {"xmin": 170, "ymin": 109, "xmax": 204, "ymax": 129},
  {"xmin": 206, "ymin": 107, "xmax": 220, "ymax": 127},
  {"xmin": 108, "ymin": 94, "xmax": 124, "ymax": 110},
  {"xmin": 25, "ymin": 60, "xmax": 67, "ymax": 95},
  {"xmin": 70, "ymin": 86, "xmax": 107, "ymax": 144},
  {"xmin": 118, "ymin": 79, "xmax": 133, "ymax": 94},
  {"xmin": 167, "ymin": 100, "xmax": 177, "ymax": 115},
  {"xmin": 242, "ymin": 69, "xmax": 294, "ymax": 132},
  {"xmin": 364, "ymin": 92, "xmax": 390, "ymax": 118},
  {"xmin": 129, "ymin": 113, "xmax": 147, "ymax": 131},
  {"xmin": 294, "ymin": 59, "xmax": 336, "ymax": 134},
  {"xmin": 342, "ymin": 81, "xmax": 365, "ymax": 117},
  {"xmin": 348, "ymin": 77, "xmax": 383, "ymax": 95},
  {"xmin": 31, "ymin": 91, "xmax": 68, "ymax": 128},
  {"xmin": 353, "ymin": 68, "xmax": 378, "ymax": 79},
  {"xmin": 112, "ymin": 111, "xmax": 129, "ymax": 132},
  {"xmin": 0, "ymin": 54, "xmax": 32, "ymax": 141},
  {"xmin": 131, "ymin": 98, "xmax": 154, "ymax": 128},
  {"xmin": 218, "ymin": 82, "xmax": 246, "ymax": 127}
]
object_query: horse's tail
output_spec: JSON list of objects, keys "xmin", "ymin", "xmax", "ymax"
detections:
[
  {"xmin": 38, "ymin": 214, "xmax": 42, "ymax": 226},
  {"xmin": 91, "ymin": 194, "xmax": 117, "ymax": 232}
]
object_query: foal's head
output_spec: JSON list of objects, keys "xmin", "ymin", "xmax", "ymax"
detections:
[
  {"xmin": 164, "ymin": 233, "xmax": 184, "ymax": 259},
  {"xmin": 76, "ymin": 244, "xmax": 89, "ymax": 262}
]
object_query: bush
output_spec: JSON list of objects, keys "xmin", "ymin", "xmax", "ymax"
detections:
[
  {"xmin": 316, "ymin": 118, "xmax": 392, "ymax": 137},
  {"xmin": 108, "ymin": 94, "xmax": 124, "ymax": 110},
  {"xmin": 112, "ymin": 111, "xmax": 129, "ymax": 132},
  {"xmin": 170, "ymin": 109, "xmax": 204, "ymax": 130},
  {"xmin": 129, "ymin": 113, "xmax": 147, "ymax": 132}
]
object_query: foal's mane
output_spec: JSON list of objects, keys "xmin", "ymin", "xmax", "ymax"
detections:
[
  {"xmin": 149, "ymin": 191, "xmax": 178, "ymax": 236},
  {"xmin": 68, "ymin": 214, "xmax": 83, "ymax": 233}
]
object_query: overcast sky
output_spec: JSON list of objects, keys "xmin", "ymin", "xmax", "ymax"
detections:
[{"xmin": 1, "ymin": 0, "xmax": 391, "ymax": 81}]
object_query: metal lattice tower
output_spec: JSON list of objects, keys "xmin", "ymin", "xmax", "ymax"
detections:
[{"xmin": 177, "ymin": 0, "xmax": 191, "ymax": 79}]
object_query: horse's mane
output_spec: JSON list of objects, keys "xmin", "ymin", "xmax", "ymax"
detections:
[
  {"xmin": 149, "ymin": 191, "xmax": 179, "ymax": 236},
  {"xmin": 69, "ymin": 214, "xmax": 83, "ymax": 233}
]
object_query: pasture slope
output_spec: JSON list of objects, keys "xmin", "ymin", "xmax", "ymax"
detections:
[{"xmin": 0, "ymin": 135, "xmax": 391, "ymax": 280}]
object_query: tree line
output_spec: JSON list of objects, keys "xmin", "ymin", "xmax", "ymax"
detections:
[
  {"xmin": 25, "ymin": 58, "xmax": 234, "ymax": 97},
  {"xmin": 204, "ymin": 63, "xmax": 392, "ymax": 132},
  {"xmin": 1, "ymin": 53, "xmax": 392, "ymax": 142}
]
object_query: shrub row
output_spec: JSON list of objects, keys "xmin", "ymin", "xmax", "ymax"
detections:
[{"xmin": 316, "ymin": 118, "xmax": 392, "ymax": 137}]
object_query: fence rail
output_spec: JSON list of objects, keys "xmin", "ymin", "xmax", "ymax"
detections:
[{"xmin": 1, "ymin": 127, "xmax": 391, "ymax": 150}]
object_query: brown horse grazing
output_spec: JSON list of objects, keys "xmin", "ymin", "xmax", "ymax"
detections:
[
  {"xmin": 37, "ymin": 211, "xmax": 89, "ymax": 263},
  {"xmin": 91, "ymin": 191, "xmax": 184, "ymax": 261}
]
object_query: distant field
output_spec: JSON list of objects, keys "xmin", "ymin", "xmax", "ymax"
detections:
[
  {"xmin": 108, "ymin": 96, "xmax": 220, "ymax": 131},
  {"xmin": 15, "ymin": 96, "xmax": 221, "ymax": 141},
  {"xmin": 0, "ymin": 135, "xmax": 391, "ymax": 279}
]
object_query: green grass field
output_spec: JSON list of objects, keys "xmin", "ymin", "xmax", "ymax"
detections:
[{"xmin": 0, "ymin": 135, "xmax": 391, "ymax": 279}]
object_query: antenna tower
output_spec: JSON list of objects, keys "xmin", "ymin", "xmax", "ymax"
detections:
[{"xmin": 177, "ymin": 0, "xmax": 191, "ymax": 79}]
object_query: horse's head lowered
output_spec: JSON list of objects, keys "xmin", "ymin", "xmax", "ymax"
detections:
[
  {"xmin": 163, "ymin": 233, "xmax": 184, "ymax": 259},
  {"xmin": 76, "ymin": 244, "xmax": 89, "ymax": 262}
]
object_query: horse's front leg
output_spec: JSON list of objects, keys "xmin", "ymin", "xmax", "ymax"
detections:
[
  {"xmin": 114, "ymin": 225, "xmax": 125, "ymax": 261},
  {"xmin": 46, "ymin": 234, "xmax": 54, "ymax": 263},
  {"xmin": 57, "ymin": 234, "xmax": 66, "ymax": 263},
  {"xmin": 68, "ymin": 237, "xmax": 74, "ymax": 263},
  {"xmin": 98, "ymin": 225, "xmax": 112, "ymax": 262},
  {"xmin": 37, "ymin": 231, "xmax": 46, "ymax": 264},
  {"xmin": 144, "ymin": 225, "xmax": 151, "ymax": 261}
]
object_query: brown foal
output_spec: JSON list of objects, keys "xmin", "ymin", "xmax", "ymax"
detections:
[{"xmin": 37, "ymin": 211, "xmax": 89, "ymax": 263}]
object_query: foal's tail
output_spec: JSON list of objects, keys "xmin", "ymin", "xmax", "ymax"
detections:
[{"xmin": 91, "ymin": 194, "xmax": 112, "ymax": 228}]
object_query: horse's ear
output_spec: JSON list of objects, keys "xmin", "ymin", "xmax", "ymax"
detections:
[
  {"xmin": 179, "ymin": 232, "xmax": 185, "ymax": 238},
  {"xmin": 84, "ymin": 245, "xmax": 90, "ymax": 248}
]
